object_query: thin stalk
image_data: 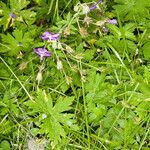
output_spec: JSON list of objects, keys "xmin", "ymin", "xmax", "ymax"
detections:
[
  {"xmin": 79, "ymin": 60, "xmax": 90, "ymax": 149},
  {"xmin": 107, "ymin": 83, "xmax": 139, "ymax": 134},
  {"xmin": 138, "ymin": 119, "xmax": 150, "ymax": 150},
  {"xmin": 0, "ymin": 56, "xmax": 33, "ymax": 102}
]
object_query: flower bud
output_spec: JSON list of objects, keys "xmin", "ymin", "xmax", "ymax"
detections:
[
  {"xmin": 19, "ymin": 62, "xmax": 27, "ymax": 70},
  {"xmin": 74, "ymin": 5, "xmax": 79, "ymax": 12},
  {"xmin": 64, "ymin": 27, "xmax": 71, "ymax": 36},
  {"xmin": 57, "ymin": 42, "xmax": 62, "ymax": 49},
  {"xmin": 96, "ymin": 20, "xmax": 107, "ymax": 26},
  {"xmin": 57, "ymin": 59, "xmax": 63, "ymax": 70},
  {"xmin": 51, "ymin": 41, "xmax": 58, "ymax": 49},
  {"xmin": 81, "ymin": 76, "xmax": 86, "ymax": 83},
  {"xmin": 83, "ymin": 16, "xmax": 92, "ymax": 26},
  {"xmin": 36, "ymin": 70, "xmax": 42, "ymax": 83},
  {"xmin": 65, "ymin": 46, "xmax": 74, "ymax": 54},
  {"xmin": 17, "ymin": 51, "xmax": 24, "ymax": 59},
  {"xmin": 66, "ymin": 76, "xmax": 72, "ymax": 85},
  {"xmin": 79, "ymin": 27, "xmax": 88, "ymax": 37},
  {"xmin": 81, "ymin": 3, "xmax": 90, "ymax": 14},
  {"xmin": 75, "ymin": 53, "xmax": 84, "ymax": 60}
]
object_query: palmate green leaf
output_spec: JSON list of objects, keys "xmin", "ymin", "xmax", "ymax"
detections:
[
  {"xmin": 107, "ymin": 24, "xmax": 136, "ymax": 41},
  {"xmin": 0, "ymin": 0, "xmax": 35, "ymax": 30},
  {"xmin": 113, "ymin": 0, "xmax": 150, "ymax": 22},
  {"xmin": 0, "ymin": 2, "xmax": 12, "ymax": 30},
  {"xmin": 10, "ymin": 0, "xmax": 30, "ymax": 12},
  {"xmin": 20, "ymin": 10, "xmax": 36, "ymax": 25},
  {"xmin": 53, "ymin": 96, "xmax": 74, "ymax": 113},
  {"xmin": 137, "ymin": 101, "xmax": 149, "ymax": 120},
  {"xmin": 85, "ymin": 70, "xmax": 106, "ymax": 93},
  {"xmin": 0, "ymin": 29, "xmax": 33, "ymax": 55},
  {"xmin": 39, "ymin": 116, "xmax": 66, "ymax": 145},
  {"xmin": 141, "ymin": 42, "xmax": 150, "ymax": 59},
  {"xmin": 107, "ymin": 24, "xmax": 121, "ymax": 39},
  {"xmin": 25, "ymin": 90, "xmax": 76, "ymax": 145},
  {"xmin": 85, "ymin": 70, "xmax": 117, "ymax": 125}
]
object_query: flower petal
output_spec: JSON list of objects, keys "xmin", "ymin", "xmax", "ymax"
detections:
[
  {"xmin": 41, "ymin": 31, "xmax": 59, "ymax": 41},
  {"xmin": 107, "ymin": 19, "xmax": 118, "ymax": 25},
  {"xmin": 33, "ymin": 48, "xmax": 52, "ymax": 59}
]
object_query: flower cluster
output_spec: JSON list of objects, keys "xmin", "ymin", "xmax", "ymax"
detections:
[
  {"xmin": 33, "ymin": 31, "xmax": 59, "ymax": 60},
  {"xmin": 80, "ymin": 0, "xmax": 118, "ymax": 32}
]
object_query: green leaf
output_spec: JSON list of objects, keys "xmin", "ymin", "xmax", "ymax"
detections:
[
  {"xmin": 0, "ymin": 29, "xmax": 33, "ymax": 55},
  {"xmin": 113, "ymin": 0, "xmax": 150, "ymax": 22},
  {"xmin": 0, "ymin": 140, "xmax": 10, "ymax": 150},
  {"xmin": 107, "ymin": 24, "xmax": 121, "ymax": 39},
  {"xmin": 137, "ymin": 101, "xmax": 150, "ymax": 119},
  {"xmin": 141, "ymin": 42, "xmax": 150, "ymax": 59},
  {"xmin": 53, "ymin": 96, "xmax": 74, "ymax": 113},
  {"xmin": 25, "ymin": 90, "xmax": 76, "ymax": 145},
  {"xmin": 10, "ymin": 0, "xmax": 30, "ymax": 11}
]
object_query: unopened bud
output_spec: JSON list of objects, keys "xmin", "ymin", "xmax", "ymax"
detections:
[
  {"xmin": 36, "ymin": 71, "xmax": 42, "ymax": 83},
  {"xmin": 75, "ymin": 53, "xmax": 84, "ymax": 60},
  {"xmin": 57, "ymin": 59, "xmax": 63, "ymax": 70},
  {"xmin": 66, "ymin": 46, "xmax": 74, "ymax": 54},
  {"xmin": 66, "ymin": 76, "xmax": 72, "ymax": 85},
  {"xmin": 64, "ymin": 27, "xmax": 71, "ymax": 36},
  {"xmin": 82, "ymin": 3, "xmax": 90, "ymax": 14},
  {"xmin": 83, "ymin": 16, "xmax": 92, "ymax": 26},
  {"xmin": 51, "ymin": 41, "xmax": 58, "ymax": 49},
  {"xmin": 17, "ymin": 51, "xmax": 23, "ymax": 59},
  {"xmin": 19, "ymin": 62, "xmax": 27, "ymax": 70},
  {"xmin": 57, "ymin": 42, "xmax": 62, "ymax": 49},
  {"xmin": 79, "ymin": 27, "xmax": 88, "ymax": 37},
  {"xmin": 51, "ymin": 142, "xmax": 56, "ymax": 149},
  {"xmin": 81, "ymin": 76, "xmax": 86, "ymax": 83},
  {"xmin": 96, "ymin": 19, "xmax": 107, "ymax": 26},
  {"xmin": 74, "ymin": 5, "xmax": 79, "ymax": 12},
  {"xmin": 97, "ymin": 49, "xmax": 101, "ymax": 52}
]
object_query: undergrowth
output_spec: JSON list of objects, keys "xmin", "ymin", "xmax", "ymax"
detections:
[{"xmin": 0, "ymin": 0, "xmax": 149, "ymax": 149}]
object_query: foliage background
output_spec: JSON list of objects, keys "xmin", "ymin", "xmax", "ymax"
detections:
[{"xmin": 0, "ymin": 0, "xmax": 149, "ymax": 149}]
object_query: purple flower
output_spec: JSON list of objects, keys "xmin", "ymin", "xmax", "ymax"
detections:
[
  {"xmin": 89, "ymin": 4, "xmax": 97, "ymax": 10},
  {"xmin": 107, "ymin": 19, "xmax": 118, "ymax": 25},
  {"xmin": 90, "ymin": 0, "xmax": 102, "ymax": 10},
  {"xmin": 33, "ymin": 48, "xmax": 52, "ymax": 60},
  {"xmin": 9, "ymin": 13, "xmax": 16, "ymax": 19},
  {"xmin": 41, "ymin": 31, "xmax": 59, "ymax": 41}
]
